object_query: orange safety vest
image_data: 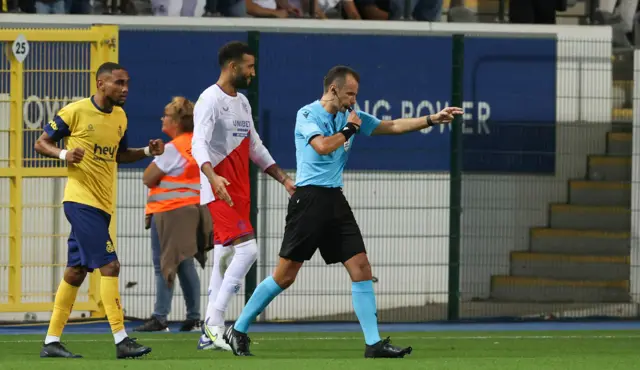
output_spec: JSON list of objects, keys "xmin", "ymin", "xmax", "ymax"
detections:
[{"xmin": 145, "ymin": 132, "xmax": 200, "ymax": 215}]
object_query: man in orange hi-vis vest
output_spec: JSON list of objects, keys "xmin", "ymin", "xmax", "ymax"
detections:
[{"xmin": 136, "ymin": 96, "xmax": 211, "ymax": 333}]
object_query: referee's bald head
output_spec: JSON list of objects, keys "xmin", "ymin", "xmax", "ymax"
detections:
[
  {"xmin": 323, "ymin": 65, "xmax": 360, "ymax": 93},
  {"xmin": 323, "ymin": 65, "xmax": 360, "ymax": 113}
]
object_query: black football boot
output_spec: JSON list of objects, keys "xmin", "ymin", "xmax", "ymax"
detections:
[
  {"xmin": 40, "ymin": 342, "xmax": 82, "ymax": 358},
  {"xmin": 116, "ymin": 337, "xmax": 152, "ymax": 359},
  {"xmin": 364, "ymin": 337, "xmax": 413, "ymax": 358},
  {"xmin": 223, "ymin": 325, "xmax": 254, "ymax": 356}
]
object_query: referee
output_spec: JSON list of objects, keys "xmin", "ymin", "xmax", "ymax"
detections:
[{"xmin": 224, "ymin": 65, "xmax": 463, "ymax": 358}]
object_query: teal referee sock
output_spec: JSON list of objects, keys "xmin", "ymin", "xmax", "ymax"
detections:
[
  {"xmin": 234, "ymin": 276, "xmax": 283, "ymax": 333},
  {"xmin": 352, "ymin": 280, "xmax": 382, "ymax": 345}
]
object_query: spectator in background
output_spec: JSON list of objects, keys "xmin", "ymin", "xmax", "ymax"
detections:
[
  {"xmin": 508, "ymin": 0, "xmax": 557, "ymax": 24},
  {"xmin": 353, "ymin": 0, "xmax": 387, "ymax": 19},
  {"xmin": 10, "ymin": 0, "xmax": 35, "ymax": 12},
  {"xmin": 98, "ymin": 0, "xmax": 138, "ymax": 14},
  {"xmin": 289, "ymin": 0, "xmax": 327, "ymax": 17},
  {"xmin": 66, "ymin": 0, "xmax": 91, "ymax": 13},
  {"xmin": 35, "ymin": 0, "xmax": 65, "ymax": 13},
  {"xmin": 319, "ymin": 0, "xmax": 361, "ymax": 18},
  {"xmin": 203, "ymin": 0, "xmax": 247, "ymax": 16},
  {"xmin": 1, "ymin": 0, "xmax": 20, "ymax": 12},
  {"xmin": 388, "ymin": 0, "xmax": 442, "ymax": 20},
  {"xmin": 152, "ymin": 0, "xmax": 197, "ymax": 16},
  {"xmin": 246, "ymin": 0, "xmax": 301, "ymax": 17},
  {"xmin": 446, "ymin": 0, "xmax": 476, "ymax": 22}
]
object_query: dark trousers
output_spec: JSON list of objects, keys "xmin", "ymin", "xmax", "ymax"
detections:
[
  {"xmin": 205, "ymin": 0, "xmax": 244, "ymax": 15},
  {"xmin": 17, "ymin": 0, "xmax": 35, "ymax": 12},
  {"xmin": 509, "ymin": 0, "xmax": 556, "ymax": 24}
]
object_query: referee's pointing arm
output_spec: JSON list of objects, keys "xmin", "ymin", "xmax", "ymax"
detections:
[{"xmin": 370, "ymin": 105, "xmax": 463, "ymax": 136}]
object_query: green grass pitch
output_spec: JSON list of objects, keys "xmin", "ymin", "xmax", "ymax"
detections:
[{"xmin": 2, "ymin": 330, "xmax": 640, "ymax": 369}]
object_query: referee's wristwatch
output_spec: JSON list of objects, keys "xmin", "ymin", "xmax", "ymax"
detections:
[{"xmin": 426, "ymin": 115, "xmax": 434, "ymax": 127}]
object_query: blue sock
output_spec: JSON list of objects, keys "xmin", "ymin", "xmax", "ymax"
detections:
[
  {"xmin": 352, "ymin": 280, "xmax": 381, "ymax": 346},
  {"xmin": 234, "ymin": 276, "xmax": 283, "ymax": 333}
]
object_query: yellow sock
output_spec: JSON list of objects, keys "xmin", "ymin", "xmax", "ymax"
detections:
[
  {"xmin": 100, "ymin": 276, "xmax": 128, "ymax": 343},
  {"xmin": 45, "ymin": 279, "xmax": 79, "ymax": 343}
]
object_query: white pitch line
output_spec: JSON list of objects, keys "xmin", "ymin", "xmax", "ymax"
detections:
[{"xmin": 2, "ymin": 334, "xmax": 640, "ymax": 344}]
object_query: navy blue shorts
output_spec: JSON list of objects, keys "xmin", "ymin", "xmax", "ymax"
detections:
[{"xmin": 63, "ymin": 201, "xmax": 118, "ymax": 272}]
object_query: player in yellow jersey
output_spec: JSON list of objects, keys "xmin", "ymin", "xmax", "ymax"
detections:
[{"xmin": 34, "ymin": 62, "xmax": 165, "ymax": 359}]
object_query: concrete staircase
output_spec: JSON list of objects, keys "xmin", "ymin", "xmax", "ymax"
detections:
[
  {"xmin": 490, "ymin": 124, "xmax": 632, "ymax": 303},
  {"xmin": 612, "ymin": 48, "xmax": 634, "ymax": 122}
]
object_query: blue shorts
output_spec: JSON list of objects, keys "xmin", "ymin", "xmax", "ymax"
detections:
[{"xmin": 63, "ymin": 201, "xmax": 118, "ymax": 272}]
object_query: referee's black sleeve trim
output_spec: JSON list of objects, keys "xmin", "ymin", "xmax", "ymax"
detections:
[{"xmin": 307, "ymin": 134, "xmax": 321, "ymax": 144}]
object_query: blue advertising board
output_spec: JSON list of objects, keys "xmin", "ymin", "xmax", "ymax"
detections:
[
  {"xmin": 461, "ymin": 37, "xmax": 556, "ymax": 174},
  {"xmin": 14, "ymin": 30, "xmax": 556, "ymax": 174}
]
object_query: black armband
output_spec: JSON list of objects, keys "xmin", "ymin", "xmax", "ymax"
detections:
[{"xmin": 340, "ymin": 122, "xmax": 359, "ymax": 141}]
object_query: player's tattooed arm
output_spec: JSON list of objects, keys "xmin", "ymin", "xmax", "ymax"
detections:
[
  {"xmin": 265, "ymin": 164, "xmax": 296, "ymax": 195},
  {"xmin": 265, "ymin": 164, "xmax": 292, "ymax": 184}
]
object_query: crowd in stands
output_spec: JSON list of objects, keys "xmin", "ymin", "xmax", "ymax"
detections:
[
  {"xmin": 0, "ymin": 0, "xmax": 638, "ymax": 47},
  {"xmin": 1, "ymin": 0, "xmax": 460, "ymax": 19}
]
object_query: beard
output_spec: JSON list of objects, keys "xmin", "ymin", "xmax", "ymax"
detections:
[
  {"xmin": 232, "ymin": 73, "xmax": 251, "ymax": 90},
  {"xmin": 108, "ymin": 95, "xmax": 125, "ymax": 107}
]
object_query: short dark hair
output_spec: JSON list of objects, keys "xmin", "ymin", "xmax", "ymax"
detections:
[
  {"xmin": 218, "ymin": 41, "xmax": 254, "ymax": 67},
  {"xmin": 96, "ymin": 62, "xmax": 125, "ymax": 80},
  {"xmin": 323, "ymin": 65, "xmax": 360, "ymax": 92}
]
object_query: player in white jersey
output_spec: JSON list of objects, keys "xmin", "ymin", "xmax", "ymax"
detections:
[{"xmin": 192, "ymin": 41, "xmax": 296, "ymax": 351}]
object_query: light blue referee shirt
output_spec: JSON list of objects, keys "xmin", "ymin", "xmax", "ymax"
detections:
[{"xmin": 294, "ymin": 100, "xmax": 381, "ymax": 188}]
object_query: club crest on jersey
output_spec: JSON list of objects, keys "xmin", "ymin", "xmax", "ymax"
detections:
[
  {"xmin": 106, "ymin": 241, "xmax": 115, "ymax": 253},
  {"xmin": 242, "ymin": 102, "xmax": 249, "ymax": 114},
  {"xmin": 118, "ymin": 125, "xmax": 122, "ymax": 137}
]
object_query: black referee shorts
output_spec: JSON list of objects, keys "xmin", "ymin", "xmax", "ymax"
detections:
[{"xmin": 279, "ymin": 185, "xmax": 366, "ymax": 265}]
